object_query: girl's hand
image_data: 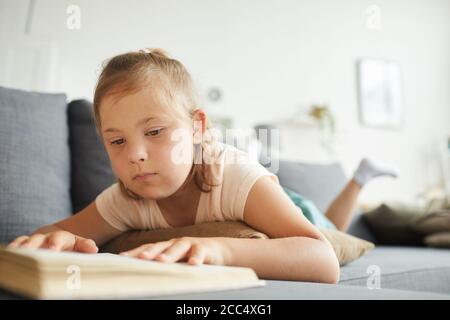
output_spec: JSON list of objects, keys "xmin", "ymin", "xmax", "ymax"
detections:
[
  {"xmin": 7, "ymin": 231, "xmax": 98, "ymax": 253},
  {"xmin": 119, "ymin": 237, "xmax": 226, "ymax": 265}
]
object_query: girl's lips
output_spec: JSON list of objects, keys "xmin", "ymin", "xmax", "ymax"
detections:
[{"xmin": 134, "ymin": 173, "xmax": 157, "ymax": 181}]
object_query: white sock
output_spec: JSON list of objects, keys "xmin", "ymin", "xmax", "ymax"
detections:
[{"xmin": 353, "ymin": 158, "xmax": 399, "ymax": 187}]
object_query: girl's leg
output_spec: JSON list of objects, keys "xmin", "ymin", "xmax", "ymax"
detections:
[
  {"xmin": 325, "ymin": 158, "xmax": 399, "ymax": 232},
  {"xmin": 325, "ymin": 179, "xmax": 361, "ymax": 232}
]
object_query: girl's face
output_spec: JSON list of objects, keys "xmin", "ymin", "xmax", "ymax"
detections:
[{"xmin": 100, "ymin": 87, "xmax": 199, "ymax": 200}]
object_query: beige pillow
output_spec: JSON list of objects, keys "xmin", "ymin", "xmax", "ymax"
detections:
[
  {"xmin": 318, "ymin": 228, "xmax": 375, "ymax": 266},
  {"xmin": 100, "ymin": 221, "xmax": 374, "ymax": 266},
  {"xmin": 100, "ymin": 221, "xmax": 268, "ymax": 254}
]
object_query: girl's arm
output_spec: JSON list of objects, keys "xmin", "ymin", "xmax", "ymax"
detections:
[
  {"xmin": 53, "ymin": 200, "xmax": 123, "ymax": 246},
  {"xmin": 121, "ymin": 176, "xmax": 340, "ymax": 283},
  {"xmin": 218, "ymin": 175, "xmax": 340, "ymax": 283}
]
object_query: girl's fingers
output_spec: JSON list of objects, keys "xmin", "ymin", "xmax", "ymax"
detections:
[
  {"xmin": 46, "ymin": 231, "xmax": 76, "ymax": 251},
  {"xmin": 120, "ymin": 241, "xmax": 173, "ymax": 259},
  {"xmin": 20, "ymin": 234, "xmax": 47, "ymax": 249},
  {"xmin": 119, "ymin": 244, "xmax": 153, "ymax": 257},
  {"xmin": 155, "ymin": 240, "xmax": 192, "ymax": 263},
  {"xmin": 7, "ymin": 236, "xmax": 30, "ymax": 249},
  {"xmin": 139, "ymin": 241, "xmax": 178, "ymax": 260},
  {"xmin": 73, "ymin": 238, "xmax": 98, "ymax": 253},
  {"xmin": 6, "ymin": 232, "xmax": 98, "ymax": 254},
  {"xmin": 187, "ymin": 244, "xmax": 206, "ymax": 265}
]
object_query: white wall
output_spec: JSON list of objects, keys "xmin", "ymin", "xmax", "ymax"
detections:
[{"xmin": 1, "ymin": 0, "xmax": 449, "ymax": 205}]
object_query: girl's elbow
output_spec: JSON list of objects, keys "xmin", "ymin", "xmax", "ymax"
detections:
[
  {"xmin": 324, "ymin": 258, "xmax": 340, "ymax": 284},
  {"xmin": 291, "ymin": 236, "xmax": 340, "ymax": 284},
  {"xmin": 312, "ymin": 240, "xmax": 341, "ymax": 284},
  {"xmin": 321, "ymin": 242, "xmax": 340, "ymax": 284}
]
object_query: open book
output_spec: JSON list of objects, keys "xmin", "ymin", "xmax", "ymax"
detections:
[{"xmin": 0, "ymin": 246, "xmax": 264, "ymax": 299}]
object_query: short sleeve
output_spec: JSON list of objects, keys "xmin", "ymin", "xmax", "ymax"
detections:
[
  {"xmin": 95, "ymin": 183, "xmax": 140, "ymax": 232},
  {"xmin": 221, "ymin": 155, "xmax": 279, "ymax": 221}
]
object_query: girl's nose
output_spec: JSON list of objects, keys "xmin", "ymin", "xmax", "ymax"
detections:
[{"xmin": 127, "ymin": 143, "xmax": 148, "ymax": 164}]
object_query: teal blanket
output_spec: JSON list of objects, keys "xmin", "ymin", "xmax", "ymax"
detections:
[{"xmin": 282, "ymin": 187, "xmax": 336, "ymax": 230}]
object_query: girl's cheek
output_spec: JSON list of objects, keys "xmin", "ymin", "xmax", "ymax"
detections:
[
  {"xmin": 108, "ymin": 152, "xmax": 127, "ymax": 172},
  {"xmin": 168, "ymin": 144, "xmax": 193, "ymax": 166}
]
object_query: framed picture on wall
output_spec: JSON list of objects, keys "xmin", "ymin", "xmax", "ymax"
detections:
[{"xmin": 356, "ymin": 58, "xmax": 403, "ymax": 129}]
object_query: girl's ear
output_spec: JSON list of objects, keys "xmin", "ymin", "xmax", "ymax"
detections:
[{"xmin": 192, "ymin": 108, "xmax": 207, "ymax": 144}]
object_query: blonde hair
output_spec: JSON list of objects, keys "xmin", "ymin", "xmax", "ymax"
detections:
[{"xmin": 93, "ymin": 48, "xmax": 219, "ymax": 200}]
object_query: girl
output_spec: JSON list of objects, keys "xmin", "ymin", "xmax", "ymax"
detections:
[{"xmin": 7, "ymin": 48, "xmax": 396, "ymax": 284}]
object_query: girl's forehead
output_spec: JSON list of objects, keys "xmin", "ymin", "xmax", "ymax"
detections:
[
  {"xmin": 100, "ymin": 89, "xmax": 178, "ymax": 122},
  {"xmin": 99, "ymin": 104, "xmax": 191, "ymax": 139}
]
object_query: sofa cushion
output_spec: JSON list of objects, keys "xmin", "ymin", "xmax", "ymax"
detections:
[
  {"xmin": 68, "ymin": 99, "xmax": 116, "ymax": 213},
  {"xmin": 339, "ymin": 246, "xmax": 450, "ymax": 295},
  {"xmin": 149, "ymin": 279, "xmax": 450, "ymax": 300},
  {"xmin": 0, "ymin": 86, "xmax": 72, "ymax": 243},
  {"xmin": 264, "ymin": 159, "xmax": 376, "ymax": 242}
]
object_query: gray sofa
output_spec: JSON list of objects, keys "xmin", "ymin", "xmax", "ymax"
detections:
[{"xmin": 0, "ymin": 86, "xmax": 449, "ymax": 300}]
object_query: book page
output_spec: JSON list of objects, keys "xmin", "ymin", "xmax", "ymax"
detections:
[{"xmin": 0, "ymin": 246, "xmax": 258, "ymax": 276}]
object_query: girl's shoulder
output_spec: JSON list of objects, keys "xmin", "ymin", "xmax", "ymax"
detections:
[{"xmin": 205, "ymin": 142, "xmax": 278, "ymax": 221}]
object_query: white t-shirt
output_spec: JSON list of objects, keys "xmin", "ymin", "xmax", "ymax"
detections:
[{"xmin": 95, "ymin": 142, "xmax": 279, "ymax": 231}]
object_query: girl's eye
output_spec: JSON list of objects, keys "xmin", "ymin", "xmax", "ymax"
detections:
[
  {"xmin": 111, "ymin": 138, "xmax": 124, "ymax": 146},
  {"xmin": 146, "ymin": 128, "xmax": 164, "ymax": 136},
  {"xmin": 109, "ymin": 128, "xmax": 164, "ymax": 146}
]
